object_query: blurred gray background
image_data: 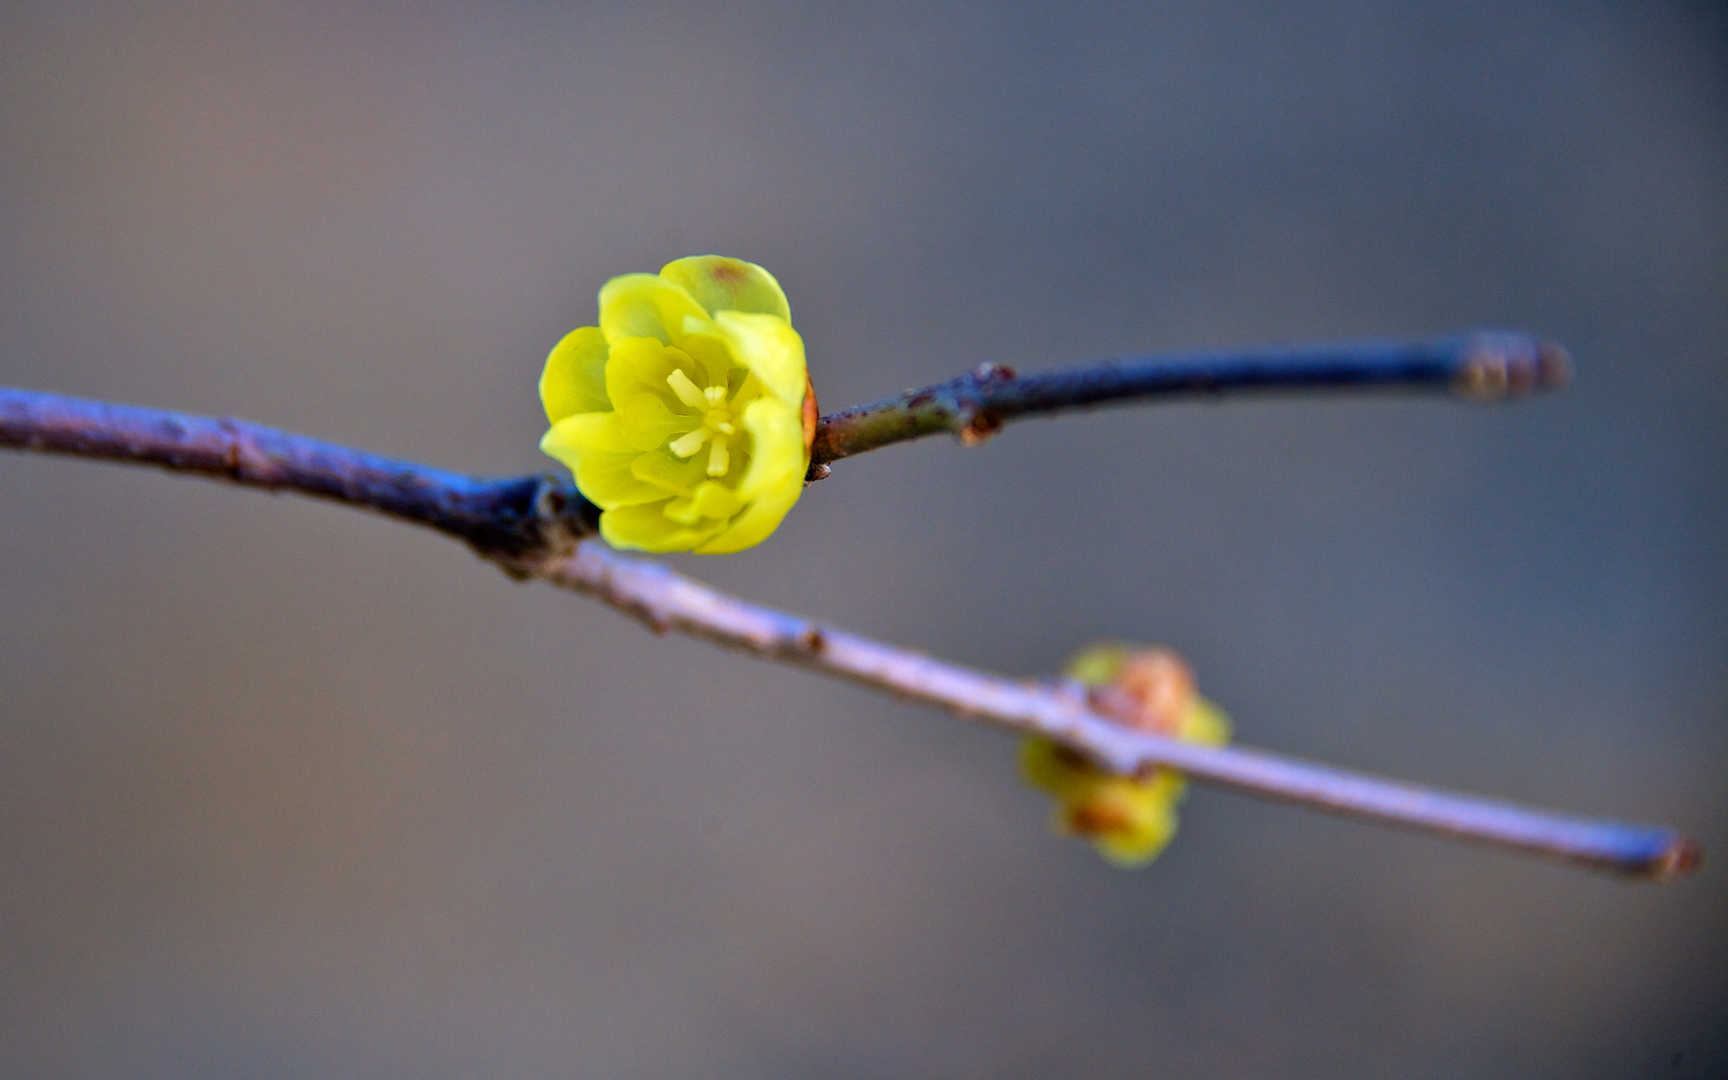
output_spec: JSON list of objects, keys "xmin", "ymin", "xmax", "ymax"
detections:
[{"xmin": 1, "ymin": 3, "xmax": 1723, "ymax": 1077}]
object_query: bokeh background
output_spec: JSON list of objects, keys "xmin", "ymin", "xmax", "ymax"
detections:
[{"xmin": 2, "ymin": 3, "xmax": 1723, "ymax": 1076}]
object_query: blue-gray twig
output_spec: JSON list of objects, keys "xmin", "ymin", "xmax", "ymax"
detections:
[{"xmin": 3, "ymin": 332, "xmax": 1696, "ymax": 880}]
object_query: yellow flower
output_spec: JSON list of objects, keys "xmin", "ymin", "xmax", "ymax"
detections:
[
  {"xmin": 539, "ymin": 256, "xmax": 816, "ymax": 553},
  {"xmin": 1019, "ymin": 645, "xmax": 1230, "ymax": 867}
]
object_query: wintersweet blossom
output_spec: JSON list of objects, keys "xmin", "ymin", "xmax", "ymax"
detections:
[
  {"xmin": 539, "ymin": 256, "xmax": 815, "ymax": 553},
  {"xmin": 1020, "ymin": 645, "xmax": 1230, "ymax": 866}
]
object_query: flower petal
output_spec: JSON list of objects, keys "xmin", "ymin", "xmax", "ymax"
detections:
[
  {"xmin": 693, "ymin": 397, "xmax": 805, "ymax": 553},
  {"xmin": 604, "ymin": 337, "xmax": 686, "ymax": 411},
  {"xmin": 576, "ymin": 455, "xmax": 670, "ymax": 507},
  {"xmin": 694, "ymin": 482, "xmax": 801, "ymax": 554},
  {"xmin": 673, "ymin": 329, "xmax": 745, "ymax": 389},
  {"xmin": 1181, "ymin": 698, "xmax": 1232, "ymax": 746},
  {"xmin": 613, "ymin": 391, "xmax": 691, "ymax": 453},
  {"xmin": 1089, "ymin": 797, "xmax": 1178, "ymax": 867},
  {"xmin": 660, "ymin": 256, "xmax": 791, "ymax": 321},
  {"xmin": 660, "ymin": 481, "xmax": 746, "ymax": 527},
  {"xmin": 541, "ymin": 412, "xmax": 633, "ymax": 459},
  {"xmin": 1018, "ymin": 737, "xmax": 1092, "ymax": 799},
  {"xmin": 733, "ymin": 396, "xmax": 807, "ymax": 498},
  {"xmin": 599, "ymin": 502, "xmax": 725, "ymax": 553},
  {"xmin": 1063, "ymin": 643, "xmax": 1130, "ymax": 688},
  {"xmin": 540, "ymin": 326, "xmax": 610, "ymax": 423},
  {"xmin": 598, "ymin": 273, "xmax": 711, "ymax": 346},
  {"xmin": 688, "ymin": 479, "xmax": 745, "ymax": 520},
  {"xmin": 630, "ymin": 448, "xmax": 709, "ymax": 493},
  {"xmin": 712, "ymin": 310, "xmax": 807, "ymax": 407},
  {"xmin": 541, "ymin": 415, "xmax": 667, "ymax": 507}
]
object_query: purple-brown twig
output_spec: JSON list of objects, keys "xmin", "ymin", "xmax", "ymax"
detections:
[{"xmin": 3, "ymin": 332, "xmax": 1696, "ymax": 879}]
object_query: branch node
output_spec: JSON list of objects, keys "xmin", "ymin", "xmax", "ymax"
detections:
[
  {"xmin": 214, "ymin": 418, "xmax": 272, "ymax": 485},
  {"xmin": 530, "ymin": 479, "xmax": 587, "ymax": 556},
  {"xmin": 798, "ymin": 625, "xmax": 827, "ymax": 654},
  {"xmin": 957, "ymin": 406, "xmax": 1003, "ymax": 447}
]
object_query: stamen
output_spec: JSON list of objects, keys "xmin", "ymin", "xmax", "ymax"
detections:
[
  {"xmin": 714, "ymin": 420, "xmax": 736, "ymax": 435},
  {"xmin": 668, "ymin": 429, "xmax": 709, "ymax": 459},
  {"xmin": 703, "ymin": 385, "xmax": 727, "ymax": 406},
  {"xmin": 706, "ymin": 439, "xmax": 730, "ymax": 477},
  {"xmin": 666, "ymin": 369, "xmax": 707, "ymax": 410}
]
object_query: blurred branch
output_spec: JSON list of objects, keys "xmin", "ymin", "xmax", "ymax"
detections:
[
  {"xmin": 1, "ymin": 333, "xmax": 1696, "ymax": 881},
  {"xmin": 512, "ymin": 542, "xmax": 1697, "ymax": 879},
  {"xmin": 809, "ymin": 331, "xmax": 1570, "ymax": 469}
]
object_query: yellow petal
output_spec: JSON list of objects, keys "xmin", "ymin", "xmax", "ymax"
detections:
[
  {"xmin": 660, "ymin": 255, "xmax": 791, "ymax": 321},
  {"xmin": 688, "ymin": 479, "xmax": 745, "ymax": 519},
  {"xmin": 695, "ymin": 480, "xmax": 800, "ymax": 554},
  {"xmin": 631, "ymin": 448, "xmax": 707, "ymax": 493},
  {"xmin": 604, "ymin": 337, "xmax": 686, "ymax": 413},
  {"xmin": 1063, "ymin": 643, "xmax": 1131, "ymax": 688},
  {"xmin": 693, "ymin": 397, "xmax": 805, "ymax": 553},
  {"xmin": 1181, "ymin": 698, "xmax": 1232, "ymax": 746},
  {"xmin": 1138, "ymin": 768, "xmax": 1187, "ymax": 804},
  {"xmin": 661, "ymin": 495, "xmax": 707, "ymax": 525},
  {"xmin": 577, "ymin": 455, "xmax": 669, "ymax": 508},
  {"xmin": 542, "ymin": 415, "xmax": 665, "ymax": 507},
  {"xmin": 541, "ymin": 412, "xmax": 634, "ymax": 460},
  {"xmin": 1092, "ymin": 804, "xmax": 1178, "ymax": 867},
  {"xmin": 539, "ymin": 326, "xmax": 610, "ymax": 423},
  {"xmin": 660, "ymin": 483, "xmax": 745, "ymax": 527},
  {"xmin": 674, "ymin": 329, "xmax": 748, "ymax": 389},
  {"xmin": 599, "ymin": 502, "xmax": 724, "ymax": 553},
  {"xmin": 734, "ymin": 396, "xmax": 806, "ymax": 496},
  {"xmin": 1018, "ymin": 737, "xmax": 1093, "ymax": 799},
  {"xmin": 598, "ymin": 273, "xmax": 711, "ymax": 346},
  {"xmin": 712, "ymin": 310, "xmax": 807, "ymax": 407},
  {"xmin": 613, "ymin": 391, "xmax": 691, "ymax": 453}
]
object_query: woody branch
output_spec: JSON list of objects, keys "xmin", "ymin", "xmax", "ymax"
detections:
[{"xmin": 3, "ymin": 332, "xmax": 1695, "ymax": 879}]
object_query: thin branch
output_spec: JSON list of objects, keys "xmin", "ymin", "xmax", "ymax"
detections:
[
  {"xmin": 0, "ymin": 387, "xmax": 598, "ymax": 555},
  {"xmin": 810, "ymin": 331, "xmax": 1571, "ymax": 467},
  {"xmin": 0, "ymin": 340, "xmax": 1697, "ymax": 880},
  {"xmin": 510, "ymin": 542, "xmax": 1698, "ymax": 880}
]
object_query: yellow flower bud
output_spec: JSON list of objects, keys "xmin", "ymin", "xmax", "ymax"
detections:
[
  {"xmin": 539, "ymin": 256, "xmax": 815, "ymax": 553},
  {"xmin": 1019, "ymin": 645, "xmax": 1230, "ymax": 867}
]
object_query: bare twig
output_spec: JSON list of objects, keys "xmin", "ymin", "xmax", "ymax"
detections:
[
  {"xmin": 0, "ymin": 334, "xmax": 1696, "ymax": 880},
  {"xmin": 810, "ymin": 331, "xmax": 1570, "ymax": 467},
  {"xmin": 510, "ymin": 543, "xmax": 1697, "ymax": 879},
  {"xmin": 0, "ymin": 387, "xmax": 598, "ymax": 555}
]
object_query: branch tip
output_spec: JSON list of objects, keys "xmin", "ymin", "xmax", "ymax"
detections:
[
  {"xmin": 1653, "ymin": 836, "xmax": 1703, "ymax": 880},
  {"xmin": 1453, "ymin": 333, "xmax": 1573, "ymax": 399}
]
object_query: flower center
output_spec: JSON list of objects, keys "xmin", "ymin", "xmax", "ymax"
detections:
[{"xmin": 665, "ymin": 368, "xmax": 738, "ymax": 477}]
